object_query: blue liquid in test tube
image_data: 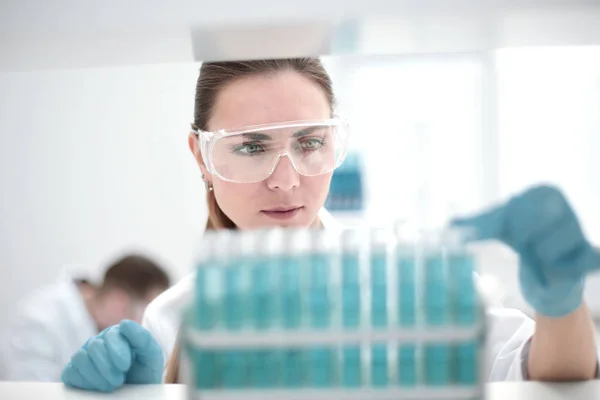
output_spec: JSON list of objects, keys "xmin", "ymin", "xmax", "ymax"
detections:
[
  {"xmin": 281, "ymin": 246, "xmax": 302, "ymax": 329},
  {"xmin": 371, "ymin": 249, "xmax": 387, "ymax": 328},
  {"xmin": 342, "ymin": 345, "xmax": 361, "ymax": 387},
  {"xmin": 424, "ymin": 255, "xmax": 447, "ymax": 326},
  {"xmin": 424, "ymin": 251, "xmax": 450, "ymax": 386},
  {"xmin": 250, "ymin": 263, "xmax": 273, "ymax": 329},
  {"xmin": 342, "ymin": 230, "xmax": 362, "ymax": 328},
  {"xmin": 371, "ymin": 344, "xmax": 388, "ymax": 387},
  {"xmin": 398, "ymin": 252, "xmax": 416, "ymax": 327},
  {"xmin": 249, "ymin": 349, "xmax": 281, "ymax": 388},
  {"xmin": 425, "ymin": 344, "xmax": 450, "ymax": 386},
  {"xmin": 307, "ymin": 347, "xmax": 335, "ymax": 387},
  {"xmin": 449, "ymin": 253, "xmax": 477, "ymax": 325},
  {"xmin": 251, "ymin": 229, "xmax": 282, "ymax": 330},
  {"xmin": 282, "ymin": 349, "xmax": 305, "ymax": 387},
  {"xmin": 195, "ymin": 233, "xmax": 221, "ymax": 330},
  {"xmin": 454, "ymin": 341, "xmax": 478, "ymax": 385},
  {"xmin": 222, "ymin": 350, "xmax": 246, "ymax": 388},
  {"xmin": 223, "ymin": 233, "xmax": 254, "ymax": 330},
  {"xmin": 398, "ymin": 345, "xmax": 417, "ymax": 387},
  {"xmin": 309, "ymin": 230, "xmax": 335, "ymax": 329},
  {"xmin": 370, "ymin": 229, "xmax": 389, "ymax": 328},
  {"xmin": 397, "ymin": 246, "xmax": 417, "ymax": 387},
  {"xmin": 223, "ymin": 264, "xmax": 245, "ymax": 330},
  {"xmin": 192, "ymin": 349, "xmax": 218, "ymax": 389}
]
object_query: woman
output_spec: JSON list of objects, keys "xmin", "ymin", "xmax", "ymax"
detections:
[{"xmin": 61, "ymin": 58, "xmax": 599, "ymax": 392}]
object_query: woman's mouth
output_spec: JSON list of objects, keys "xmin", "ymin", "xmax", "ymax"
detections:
[{"xmin": 261, "ymin": 206, "xmax": 303, "ymax": 220}]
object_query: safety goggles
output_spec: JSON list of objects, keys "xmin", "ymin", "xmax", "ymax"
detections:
[{"xmin": 193, "ymin": 118, "xmax": 350, "ymax": 184}]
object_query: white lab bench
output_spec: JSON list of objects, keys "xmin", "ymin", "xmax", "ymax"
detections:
[{"xmin": 1, "ymin": 382, "xmax": 600, "ymax": 400}]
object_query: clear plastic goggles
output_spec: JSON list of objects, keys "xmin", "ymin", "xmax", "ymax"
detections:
[{"xmin": 194, "ymin": 118, "xmax": 350, "ymax": 184}]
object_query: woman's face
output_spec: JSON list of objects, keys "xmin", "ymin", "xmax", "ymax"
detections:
[{"xmin": 190, "ymin": 71, "xmax": 333, "ymax": 229}]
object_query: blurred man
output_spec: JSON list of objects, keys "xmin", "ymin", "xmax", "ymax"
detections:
[{"xmin": 0, "ymin": 254, "xmax": 170, "ymax": 382}]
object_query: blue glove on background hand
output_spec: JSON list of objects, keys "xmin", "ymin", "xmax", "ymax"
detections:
[
  {"xmin": 451, "ymin": 184, "xmax": 600, "ymax": 317},
  {"xmin": 61, "ymin": 320, "xmax": 163, "ymax": 392}
]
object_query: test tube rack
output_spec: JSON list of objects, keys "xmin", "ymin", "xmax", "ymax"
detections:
[{"xmin": 182, "ymin": 227, "xmax": 486, "ymax": 400}]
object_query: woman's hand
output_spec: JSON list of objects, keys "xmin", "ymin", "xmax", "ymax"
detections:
[{"xmin": 452, "ymin": 184, "xmax": 599, "ymax": 380}]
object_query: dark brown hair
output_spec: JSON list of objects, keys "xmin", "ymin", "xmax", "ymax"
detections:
[
  {"xmin": 165, "ymin": 58, "xmax": 335, "ymax": 384},
  {"xmin": 98, "ymin": 254, "xmax": 170, "ymax": 299}
]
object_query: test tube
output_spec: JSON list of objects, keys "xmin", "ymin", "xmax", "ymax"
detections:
[
  {"xmin": 341, "ymin": 229, "xmax": 362, "ymax": 329},
  {"xmin": 340, "ymin": 229, "xmax": 363, "ymax": 389},
  {"xmin": 370, "ymin": 343, "xmax": 388, "ymax": 387},
  {"xmin": 445, "ymin": 229, "xmax": 480, "ymax": 385},
  {"xmin": 221, "ymin": 349, "xmax": 247, "ymax": 388},
  {"xmin": 250, "ymin": 228, "xmax": 282, "ymax": 330},
  {"xmin": 195, "ymin": 231, "xmax": 226, "ymax": 330},
  {"xmin": 281, "ymin": 348, "xmax": 306, "ymax": 388},
  {"xmin": 306, "ymin": 230, "xmax": 336, "ymax": 388},
  {"xmin": 453, "ymin": 340, "xmax": 479, "ymax": 385},
  {"xmin": 370, "ymin": 228, "xmax": 389, "ymax": 328},
  {"xmin": 223, "ymin": 231, "xmax": 254, "ymax": 330},
  {"xmin": 281, "ymin": 229, "xmax": 310, "ymax": 388},
  {"xmin": 308, "ymin": 230, "xmax": 335, "ymax": 329},
  {"xmin": 307, "ymin": 346, "xmax": 336, "ymax": 388},
  {"xmin": 190, "ymin": 348, "xmax": 219, "ymax": 389},
  {"xmin": 396, "ymin": 234, "xmax": 417, "ymax": 387},
  {"xmin": 341, "ymin": 345, "xmax": 362, "ymax": 387},
  {"xmin": 423, "ymin": 234, "xmax": 450, "ymax": 386},
  {"xmin": 282, "ymin": 229, "xmax": 310, "ymax": 329}
]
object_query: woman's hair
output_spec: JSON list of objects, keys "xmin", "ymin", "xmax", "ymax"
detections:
[{"xmin": 165, "ymin": 57, "xmax": 335, "ymax": 383}]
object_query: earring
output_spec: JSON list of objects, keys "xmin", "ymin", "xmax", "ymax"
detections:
[{"xmin": 201, "ymin": 174, "xmax": 213, "ymax": 191}]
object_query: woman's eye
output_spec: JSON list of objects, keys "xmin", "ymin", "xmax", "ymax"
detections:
[
  {"xmin": 234, "ymin": 142, "xmax": 265, "ymax": 155},
  {"xmin": 300, "ymin": 137, "xmax": 325, "ymax": 151}
]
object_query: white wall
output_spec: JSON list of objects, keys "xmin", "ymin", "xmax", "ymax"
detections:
[{"xmin": 0, "ymin": 63, "xmax": 207, "ymax": 321}]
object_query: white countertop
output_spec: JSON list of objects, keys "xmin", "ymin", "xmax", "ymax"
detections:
[{"xmin": 1, "ymin": 382, "xmax": 600, "ymax": 400}]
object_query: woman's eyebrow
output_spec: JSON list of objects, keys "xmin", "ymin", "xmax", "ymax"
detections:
[
  {"xmin": 293, "ymin": 126, "xmax": 321, "ymax": 137},
  {"xmin": 241, "ymin": 132, "xmax": 271, "ymax": 140}
]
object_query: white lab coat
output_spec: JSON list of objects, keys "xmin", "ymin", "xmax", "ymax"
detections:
[
  {"xmin": 0, "ymin": 272, "xmax": 97, "ymax": 382},
  {"xmin": 142, "ymin": 209, "xmax": 537, "ymax": 381}
]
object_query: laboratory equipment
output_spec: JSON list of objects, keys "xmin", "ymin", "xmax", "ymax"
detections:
[
  {"xmin": 181, "ymin": 225, "xmax": 486, "ymax": 400},
  {"xmin": 325, "ymin": 152, "xmax": 365, "ymax": 212}
]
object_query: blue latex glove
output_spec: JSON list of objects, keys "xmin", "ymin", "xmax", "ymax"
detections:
[
  {"xmin": 451, "ymin": 184, "xmax": 600, "ymax": 317},
  {"xmin": 61, "ymin": 320, "xmax": 163, "ymax": 392}
]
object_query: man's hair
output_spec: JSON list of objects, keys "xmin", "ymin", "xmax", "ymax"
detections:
[{"xmin": 99, "ymin": 254, "xmax": 170, "ymax": 300}]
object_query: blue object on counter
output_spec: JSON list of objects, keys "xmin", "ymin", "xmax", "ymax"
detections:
[
  {"xmin": 309, "ymin": 253, "xmax": 331, "ymax": 329},
  {"xmin": 341, "ymin": 346, "xmax": 361, "ymax": 387},
  {"xmin": 342, "ymin": 253, "xmax": 361, "ymax": 328},
  {"xmin": 371, "ymin": 250, "xmax": 388, "ymax": 328},
  {"xmin": 398, "ymin": 255, "xmax": 416, "ymax": 327},
  {"xmin": 397, "ymin": 345, "xmax": 417, "ymax": 386},
  {"xmin": 370, "ymin": 344, "xmax": 388, "ymax": 387},
  {"xmin": 281, "ymin": 256, "xmax": 303, "ymax": 329}
]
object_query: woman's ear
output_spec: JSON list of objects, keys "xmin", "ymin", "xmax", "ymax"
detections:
[{"xmin": 188, "ymin": 133, "xmax": 210, "ymax": 178}]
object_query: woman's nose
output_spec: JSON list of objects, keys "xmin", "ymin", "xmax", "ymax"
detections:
[{"xmin": 266, "ymin": 154, "xmax": 300, "ymax": 192}]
